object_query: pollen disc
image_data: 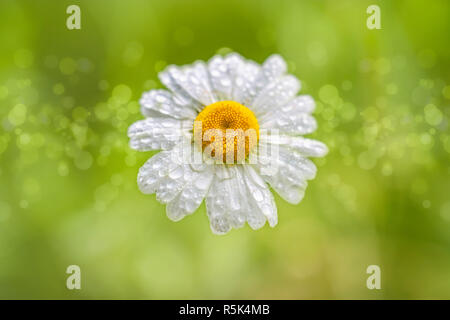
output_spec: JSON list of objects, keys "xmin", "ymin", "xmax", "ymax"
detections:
[{"xmin": 194, "ymin": 100, "xmax": 259, "ymax": 163}]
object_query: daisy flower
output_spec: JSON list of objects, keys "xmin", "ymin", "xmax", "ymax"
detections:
[{"xmin": 128, "ymin": 52, "xmax": 327, "ymax": 234}]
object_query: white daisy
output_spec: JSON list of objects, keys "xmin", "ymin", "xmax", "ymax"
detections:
[{"xmin": 128, "ymin": 52, "xmax": 327, "ymax": 235}]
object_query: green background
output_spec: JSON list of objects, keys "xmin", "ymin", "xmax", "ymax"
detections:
[{"xmin": 0, "ymin": 0, "xmax": 449, "ymax": 299}]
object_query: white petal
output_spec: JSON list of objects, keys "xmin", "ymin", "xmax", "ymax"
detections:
[
  {"xmin": 229, "ymin": 59, "xmax": 261, "ymax": 106},
  {"xmin": 259, "ymin": 95, "xmax": 315, "ymax": 120},
  {"xmin": 254, "ymin": 144, "xmax": 317, "ymax": 204},
  {"xmin": 206, "ymin": 166, "xmax": 245, "ymax": 234},
  {"xmin": 242, "ymin": 166, "xmax": 278, "ymax": 228},
  {"xmin": 128, "ymin": 118, "xmax": 190, "ymax": 151},
  {"xmin": 155, "ymin": 164, "xmax": 195, "ymax": 203},
  {"xmin": 231, "ymin": 54, "xmax": 288, "ymax": 108},
  {"xmin": 140, "ymin": 89, "xmax": 197, "ymax": 119},
  {"xmin": 260, "ymin": 134, "xmax": 328, "ymax": 158},
  {"xmin": 289, "ymin": 95, "xmax": 316, "ymax": 113},
  {"xmin": 137, "ymin": 144, "xmax": 198, "ymax": 204},
  {"xmin": 166, "ymin": 166, "xmax": 214, "ymax": 221},
  {"xmin": 251, "ymin": 75, "xmax": 301, "ymax": 116},
  {"xmin": 205, "ymin": 165, "xmax": 277, "ymax": 234},
  {"xmin": 259, "ymin": 112, "xmax": 317, "ymax": 135},
  {"xmin": 258, "ymin": 95, "xmax": 317, "ymax": 134},
  {"xmin": 207, "ymin": 53, "xmax": 244, "ymax": 101},
  {"xmin": 207, "ymin": 56, "xmax": 229, "ymax": 100},
  {"xmin": 261, "ymin": 54, "xmax": 287, "ymax": 83},
  {"xmin": 159, "ymin": 67, "xmax": 204, "ymax": 112},
  {"xmin": 159, "ymin": 62, "xmax": 216, "ymax": 107},
  {"xmin": 137, "ymin": 150, "xmax": 177, "ymax": 194}
]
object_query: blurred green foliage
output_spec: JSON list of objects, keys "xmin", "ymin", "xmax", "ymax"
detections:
[{"xmin": 0, "ymin": 0, "xmax": 449, "ymax": 299}]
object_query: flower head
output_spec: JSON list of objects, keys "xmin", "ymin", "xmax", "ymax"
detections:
[{"xmin": 128, "ymin": 53, "xmax": 327, "ymax": 234}]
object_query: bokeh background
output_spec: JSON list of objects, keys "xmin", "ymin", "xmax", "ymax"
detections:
[{"xmin": 0, "ymin": 0, "xmax": 449, "ymax": 299}]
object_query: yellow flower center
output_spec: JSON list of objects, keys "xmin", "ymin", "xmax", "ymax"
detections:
[{"xmin": 194, "ymin": 101, "xmax": 259, "ymax": 163}]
